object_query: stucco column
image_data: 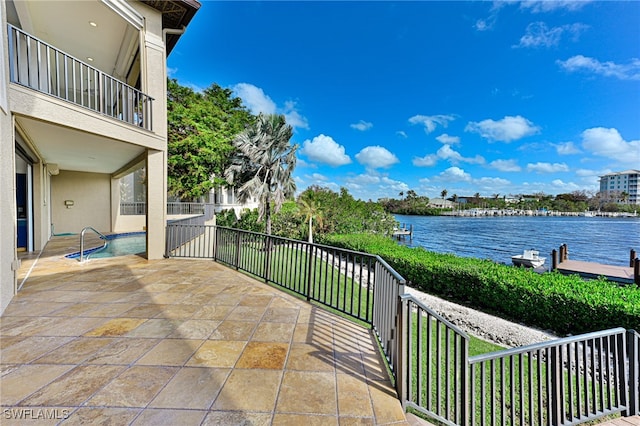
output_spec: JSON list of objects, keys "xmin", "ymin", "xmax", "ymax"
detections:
[
  {"xmin": 0, "ymin": 0, "xmax": 18, "ymax": 314},
  {"xmin": 139, "ymin": 8, "xmax": 167, "ymax": 260},
  {"xmin": 146, "ymin": 149, "xmax": 166, "ymax": 259}
]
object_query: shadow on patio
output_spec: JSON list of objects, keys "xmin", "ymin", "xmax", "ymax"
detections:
[{"xmin": 1, "ymin": 236, "xmax": 408, "ymax": 425}]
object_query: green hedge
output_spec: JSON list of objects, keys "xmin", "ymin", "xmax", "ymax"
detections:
[{"xmin": 324, "ymin": 234, "xmax": 640, "ymax": 335}]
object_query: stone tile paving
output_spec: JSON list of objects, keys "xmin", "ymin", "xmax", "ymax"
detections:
[{"xmin": 1, "ymin": 236, "xmax": 408, "ymax": 425}]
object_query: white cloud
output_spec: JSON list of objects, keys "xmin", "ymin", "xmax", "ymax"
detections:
[
  {"xmin": 167, "ymin": 67, "xmax": 178, "ymax": 77},
  {"xmin": 283, "ymin": 101, "xmax": 309, "ymax": 130},
  {"xmin": 380, "ymin": 176, "xmax": 409, "ymax": 192},
  {"xmin": 465, "ymin": 115, "xmax": 540, "ymax": 142},
  {"xmin": 413, "ymin": 154, "xmax": 438, "ymax": 167},
  {"xmin": 552, "ymin": 141, "xmax": 581, "ymax": 155},
  {"xmin": 475, "ymin": 18, "xmax": 493, "ymax": 32},
  {"xmin": 409, "ymin": 114, "xmax": 455, "ymax": 134},
  {"xmin": 348, "ymin": 174, "xmax": 380, "ymax": 185},
  {"xmin": 436, "ymin": 145, "xmax": 485, "ymax": 165},
  {"xmin": 575, "ymin": 168, "xmax": 611, "ymax": 188},
  {"xmin": 304, "ymin": 173, "xmax": 329, "ymax": 182},
  {"xmin": 350, "ymin": 120, "xmax": 373, "ymax": 131},
  {"xmin": 396, "ymin": 131, "xmax": 408, "ymax": 138},
  {"xmin": 296, "ymin": 158, "xmax": 315, "ymax": 169},
  {"xmin": 557, "ymin": 56, "xmax": 640, "ymax": 81},
  {"xmin": 526, "ymin": 162, "xmax": 570, "ymax": 173},
  {"xmin": 413, "ymin": 144, "xmax": 484, "ymax": 167},
  {"xmin": 581, "ymin": 127, "xmax": 640, "ymax": 164},
  {"xmin": 550, "ymin": 179, "xmax": 581, "ymax": 191},
  {"xmin": 355, "ymin": 146, "xmax": 399, "ymax": 169},
  {"xmin": 475, "ymin": 1, "xmax": 589, "ymax": 34},
  {"xmin": 514, "ymin": 22, "xmax": 588, "ymax": 49},
  {"xmin": 300, "ymin": 134, "xmax": 352, "ymax": 167},
  {"xmin": 436, "ymin": 133, "xmax": 460, "ymax": 145},
  {"xmin": 233, "ymin": 83, "xmax": 277, "ymax": 115},
  {"xmin": 232, "ymin": 83, "xmax": 309, "ymax": 129},
  {"xmin": 520, "ymin": 1, "xmax": 593, "ymax": 13},
  {"xmin": 344, "ymin": 173, "xmax": 409, "ymax": 201},
  {"xmin": 433, "ymin": 167, "xmax": 472, "ymax": 182},
  {"xmin": 576, "ymin": 168, "xmax": 611, "ymax": 178},
  {"xmin": 489, "ymin": 159, "xmax": 522, "ymax": 172},
  {"xmin": 474, "ymin": 2, "xmax": 505, "ymax": 32}
]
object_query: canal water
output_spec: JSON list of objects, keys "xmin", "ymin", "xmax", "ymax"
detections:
[{"xmin": 393, "ymin": 215, "xmax": 640, "ymax": 268}]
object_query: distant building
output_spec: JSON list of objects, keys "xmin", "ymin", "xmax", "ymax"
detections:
[
  {"xmin": 209, "ymin": 186, "xmax": 259, "ymax": 218},
  {"xmin": 599, "ymin": 170, "xmax": 639, "ymax": 205},
  {"xmin": 429, "ymin": 198, "xmax": 455, "ymax": 209}
]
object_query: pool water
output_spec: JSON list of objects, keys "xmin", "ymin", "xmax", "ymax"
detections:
[{"xmin": 65, "ymin": 232, "xmax": 146, "ymax": 259}]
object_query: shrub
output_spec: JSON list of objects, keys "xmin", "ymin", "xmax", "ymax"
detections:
[{"xmin": 324, "ymin": 234, "xmax": 640, "ymax": 335}]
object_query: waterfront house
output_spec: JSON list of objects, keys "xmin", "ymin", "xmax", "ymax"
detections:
[
  {"xmin": 209, "ymin": 185, "xmax": 259, "ymax": 218},
  {"xmin": 0, "ymin": 0, "xmax": 200, "ymax": 314},
  {"xmin": 428, "ymin": 197, "xmax": 455, "ymax": 209}
]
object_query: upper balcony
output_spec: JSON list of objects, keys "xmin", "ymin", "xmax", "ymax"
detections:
[{"xmin": 7, "ymin": 24, "xmax": 153, "ymax": 132}]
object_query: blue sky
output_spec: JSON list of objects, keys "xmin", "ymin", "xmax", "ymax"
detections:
[{"xmin": 168, "ymin": 1, "xmax": 640, "ymax": 201}]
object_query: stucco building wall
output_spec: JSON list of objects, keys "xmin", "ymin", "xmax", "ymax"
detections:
[{"xmin": 51, "ymin": 171, "xmax": 111, "ymax": 234}]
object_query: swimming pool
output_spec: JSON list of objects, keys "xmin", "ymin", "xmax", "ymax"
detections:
[{"xmin": 65, "ymin": 232, "xmax": 146, "ymax": 259}]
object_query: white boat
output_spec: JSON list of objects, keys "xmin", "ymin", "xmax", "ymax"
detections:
[{"xmin": 512, "ymin": 249, "xmax": 546, "ymax": 268}]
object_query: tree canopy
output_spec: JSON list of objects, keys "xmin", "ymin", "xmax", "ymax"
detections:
[
  {"xmin": 167, "ymin": 79, "xmax": 253, "ymax": 201},
  {"xmin": 224, "ymin": 114, "xmax": 298, "ymax": 234}
]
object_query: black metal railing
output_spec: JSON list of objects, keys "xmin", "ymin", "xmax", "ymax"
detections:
[
  {"xmin": 120, "ymin": 202, "xmax": 213, "ymax": 217},
  {"xmin": 8, "ymin": 24, "xmax": 153, "ymax": 131},
  {"xmin": 165, "ymin": 223, "xmax": 640, "ymax": 426},
  {"xmin": 165, "ymin": 224, "xmax": 405, "ymax": 368}
]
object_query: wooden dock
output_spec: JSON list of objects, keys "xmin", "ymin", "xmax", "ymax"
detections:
[
  {"xmin": 552, "ymin": 244, "xmax": 639, "ymax": 285},
  {"xmin": 393, "ymin": 223, "xmax": 413, "ymax": 239},
  {"xmin": 556, "ymin": 260, "xmax": 635, "ymax": 284}
]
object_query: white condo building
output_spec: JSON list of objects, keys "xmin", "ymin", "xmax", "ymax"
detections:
[{"xmin": 599, "ymin": 170, "xmax": 640, "ymax": 205}]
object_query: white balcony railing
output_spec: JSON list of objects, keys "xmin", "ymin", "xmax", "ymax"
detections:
[{"xmin": 7, "ymin": 24, "xmax": 153, "ymax": 131}]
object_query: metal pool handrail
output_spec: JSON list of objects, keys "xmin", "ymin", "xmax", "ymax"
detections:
[{"xmin": 79, "ymin": 226, "xmax": 107, "ymax": 263}]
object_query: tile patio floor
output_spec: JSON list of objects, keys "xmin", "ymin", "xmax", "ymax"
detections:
[{"xmin": 1, "ymin": 236, "xmax": 410, "ymax": 425}]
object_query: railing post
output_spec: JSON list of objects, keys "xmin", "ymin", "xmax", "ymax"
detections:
[
  {"xmin": 631, "ymin": 249, "xmax": 636, "ymax": 267},
  {"xmin": 305, "ymin": 243, "xmax": 314, "ymax": 301},
  {"xmin": 460, "ymin": 334, "xmax": 469, "ymax": 426},
  {"xmin": 396, "ymin": 295, "xmax": 408, "ymax": 410},
  {"xmin": 628, "ymin": 330, "xmax": 639, "ymax": 416},
  {"xmin": 264, "ymin": 235, "xmax": 272, "ymax": 283},
  {"xmin": 550, "ymin": 345, "xmax": 562, "ymax": 425},
  {"xmin": 164, "ymin": 224, "xmax": 170, "ymax": 258},
  {"xmin": 212, "ymin": 226, "xmax": 218, "ymax": 261},
  {"xmin": 617, "ymin": 332, "xmax": 628, "ymax": 416},
  {"xmin": 234, "ymin": 230, "xmax": 241, "ymax": 270}
]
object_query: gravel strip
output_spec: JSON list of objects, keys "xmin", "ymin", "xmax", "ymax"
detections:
[
  {"xmin": 314, "ymin": 246, "xmax": 559, "ymax": 348},
  {"xmin": 404, "ymin": 286, "xmax": 559, "ymax": 348}
]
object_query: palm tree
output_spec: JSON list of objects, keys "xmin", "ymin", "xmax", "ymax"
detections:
[
  {"xmin": 620, "ymin": 191, "xmax": 629, "ymax": 204},
  {"xmin": 441, "ymin": 189, "xmax": 448, "ymax": 200},
  {"xmin": 298, "ymin": 197, "xmax": 323, "ymax": 243},
  {"xmin": 224, "ymin": 114, "xmax": 298, "ymax": 235}
]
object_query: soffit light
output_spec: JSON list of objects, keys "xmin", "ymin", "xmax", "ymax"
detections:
[{"xmin": 89, "ymin": 21, "xmax": 97, "ymax": 27}]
